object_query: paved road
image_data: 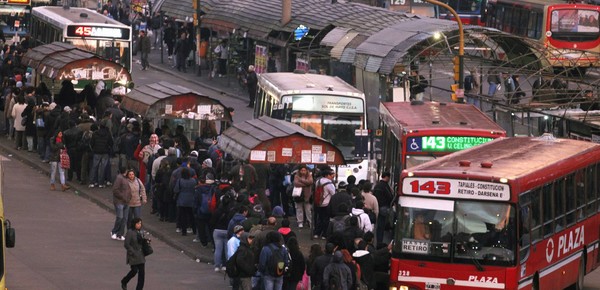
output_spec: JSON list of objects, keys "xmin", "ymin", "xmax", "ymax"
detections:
[{"xmin": 3, "ymin": 154, "xmax": 224, "ymax": 290}]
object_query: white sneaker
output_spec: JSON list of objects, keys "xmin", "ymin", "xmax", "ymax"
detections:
[
  {"xmin": 117, "ymin": 236, "xmax": 125, "ymax": 241},
  {"xmin": 99, "ymin": 184, "xmax": 105, "ymax": 188},
  {"xmin": 106, "ymin": 181, "xmax": 112, "ymax": 186},
  {"xmin": 88, "ymin": 184, "xmax": 95, "ymax": 188},
  {"xmin": 176, "ymin": 228, "xmax": 182, "ymax": 233},
  {"xmin": 186, "ymin": 228, "xmax": 193, "ymax": 234},
  {"xmin": 298, "ymin": 224, "xmax": 304, "ymax": 228},
  {"xmin": 214, "ymin": 267, "xmax": 220, "ymax": 272},
  {"xmin": 111, "ymin": 233, "xmax": 117, "ymax": 240},
  {"xmin": 221, "ymin": 266, "xmax": 227, "ymax": 271}
]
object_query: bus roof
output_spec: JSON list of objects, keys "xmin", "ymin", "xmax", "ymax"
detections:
[
  {"xmin": 490, "ymin": 0, "xmax": 598, "ymax": 8},
  {"xmin": 406, "ymin": 136, "xmax": 600, "ymax": 182},
  {"xmin": 32, "ymin": 6, "xmax": 127, "ymax": 29},
  {"xmin": 380, "ymin": 101, "xmax": 505, "ymax": 135},
  {"xmin": 258, "ymin": 72, "xmax": 364, "ymax": 99}
]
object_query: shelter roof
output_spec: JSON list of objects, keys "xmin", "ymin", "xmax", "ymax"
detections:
[
  {"xmin": 120, "ymin": 81, "xmax": 231, "ymax": 121},
  {"xmin": 219, "ymin": 116, "xmax": 345, "ymax": 164}
]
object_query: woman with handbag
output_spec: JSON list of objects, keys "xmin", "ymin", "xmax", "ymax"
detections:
[
  {"xmin": 292, "ymin": 165, "xmax": 313, "ymax": 229},
  {"xmin": 121, "ymin": 217, "xmax": 147, "ymax": 290},
  {"xmin": 49, "ymin": 130, "xmax": 70, "ymax": 191}
]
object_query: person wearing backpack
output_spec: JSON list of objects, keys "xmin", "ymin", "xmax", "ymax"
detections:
[
  {"xmin": 327, "ymin": 204, "xmax": 351, "ymax": 238},
  {"xmin": 258, "ymin": 231, "xmax": 289, "ymax": 290},
  {"xmin": 351, "ymin": 201, "xmax": 373, "ymax": 234},
  {"xmin": 228, "ymin": 233, "xmax": 257, "ymax": 290},
  {"xmin": 193, "ymin": 173, "xmax": 216, "ymax": 247},
  {"xmin": 322, "ymin": 251, "xmax": 352, "ymax": 290},
  {"xmin": 310, "ymin": 242, "xmax": 336, "ymax": 290},
  {"xmin": 313, "ymin": 169, "xmax": 336, "ymax": 240}
]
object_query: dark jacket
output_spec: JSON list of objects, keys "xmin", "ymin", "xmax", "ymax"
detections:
[
  {"xmin": 373, "ymin": 180, "xmax": 394, "ymax": 209},
  {"xmin": 138, "ymin": 35, "xmax": 151, "ymax": 54},
  {"xmin": 288, "ymin": 248, "xmax": 306, "ymax": 284},
  {"xmin": 62, "ymin": 125, "xmax": 82, "ymax": 152},
  {"xmin": 329, "ymin": 190, "xmax": 352, "ymax": 217},
  {"xmin": 90, "ymin": 126, "xmax": 113, "ymax": 154},
  {"xmin": 352, "ymin": 250, "xmax": 375, "ymax": 290},
  {"xmin": 235, "ymin": 240, "xmax": 257, "ymax": 277},
  {"xmin": 227, "ymin": 213, "xmax": 247, "ymax": 238},
  {"xmin": 124, "ymin": 229, "xmax": 145, "ymax": 265},
  {"xmin": 113, "ymin": 173, "xmax": 131, "ymax": 205},
  {"xmin": 310, "ymin": 253, "xmax": 333, "ymax": 287},
  {"xmin": 122, "ymin": 131, "xmax": 140, "ymax": 159},
  {"xmin": 21, "ymin": 104, "xmax": 36, "ymax": 136},
  {"xmin": 322, "ymin": 251, "xmax": 352, "ymax": 290},
  {"xmin": 174, "ymin": 177, "xmax": 197, "ymax": 207},
  {"xmin": 49, "ymin": 135, "xmax": 65, "ymax": 162}
]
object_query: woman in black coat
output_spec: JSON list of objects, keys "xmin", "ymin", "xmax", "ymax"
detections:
[
  {"xmin": 284, "ymin": 237, "xmax": 306, "ymax": 290},
  {"xmin": 121, "ymin": 217, "xmax": 147, "ymax": 290},
  {"xmin": 21, "ymin": 100, "xmax": 35, "ymax": 151}
]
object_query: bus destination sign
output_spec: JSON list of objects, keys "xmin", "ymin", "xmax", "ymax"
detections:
[
  {"xmin": 66, "ymin": 25, "xmax": 130, "ymax": 40},
  {"xmin": 406, "ymin": 136, "xmax": 493, "ymax": 153},
  {"xmin": 402, "ymin": 177, "xmax": 510, "ymax": 201}
]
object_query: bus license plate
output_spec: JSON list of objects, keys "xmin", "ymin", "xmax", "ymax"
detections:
[{"xmin": 425, "ymin": 282, "xmax": 440, "ymax": 290}]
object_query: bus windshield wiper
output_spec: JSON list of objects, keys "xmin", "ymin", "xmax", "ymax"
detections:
[{"xmin": 470, "ymin": 251, "xmax": 485, "ymax": 272}]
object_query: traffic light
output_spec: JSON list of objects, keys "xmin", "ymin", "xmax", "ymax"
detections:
[
  {"xmin": 451, "ymin": 83, "xmax": 459, "ymax": 102},
  {"xmin": 453, "ymin": 56, "xmax": 460, "ymax": 82}
]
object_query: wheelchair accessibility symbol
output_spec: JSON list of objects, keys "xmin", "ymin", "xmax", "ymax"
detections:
[{"xmin": 410, "ymin": 139, "xmax": 420, "ymax": 151}]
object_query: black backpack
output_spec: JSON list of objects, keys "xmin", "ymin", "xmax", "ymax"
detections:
[
  {"xmin": 464, "ymin": 75, "xmax": 474, "ymax": 91},
  {"xmin": 225, "ymin": 248, "xmax": 239, "ymax": 277},
  {"xmin": 267, "ymin": 244, "xmax": 286, "ymax": 277},
  {"xmin": 328, "ymin": 268, "xmax": 343, "ymax": 290}
]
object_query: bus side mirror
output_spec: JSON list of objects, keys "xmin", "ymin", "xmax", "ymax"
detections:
[{"xmin": 5, "ymin": 220, "xmax": 15, "ymax": 248}]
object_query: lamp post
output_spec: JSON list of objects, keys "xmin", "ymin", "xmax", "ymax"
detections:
[
  {"xmin": 422, "ymin": 0, "xmax": 465, "ymax": 101},
  {"xmin": 193, "ymin": 0, "xmax": 201, "ymax": 76}
]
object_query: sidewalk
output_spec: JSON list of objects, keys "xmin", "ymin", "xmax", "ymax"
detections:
[
  {"xmin": 142, "ymin": 47, "xmax": 250, "ymax": 104},
  {"xmin": 0, "ymin": 137, "xmax": 322, "ymax": 264}
]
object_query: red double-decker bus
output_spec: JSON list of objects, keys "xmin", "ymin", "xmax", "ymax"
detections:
[
  {"xmin": 378, "ymin": 101, "xmax": 505, "ymax": 187},
  {"xmin": 390, "ymin": 135, "xmax": 600, "ymax": 290}
]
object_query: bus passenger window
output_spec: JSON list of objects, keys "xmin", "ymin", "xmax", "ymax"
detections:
[
  {"xmin": 586, "ymin": 165, "xmax": 596, "ymax": 216},
  {"xmin": 565, "ymin": 174, "xmax": 576, "ymax": 225},
  {"xmin": 413, "ymin": 214, "xmax": 431, "ymax": 240}
]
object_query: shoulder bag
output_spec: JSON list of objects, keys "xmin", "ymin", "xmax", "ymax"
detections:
[{"xmin": 141, "ymin": 235, "xmax": 153, "ymax": 256}]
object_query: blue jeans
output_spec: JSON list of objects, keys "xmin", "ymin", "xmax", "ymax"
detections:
[
  {"xmin": 37, "ymin": 136, "xmax": 50, "ymax": 160},
  {"xmin": 112, "ymin": 203, "xmax": 129, "ymax": 237},
  {"xmin": 90, "ymin": 153, "xmax": 109, "ymax": 184},
  {"xmin": 129, "ymin": 206, "xmax": 142, "ymax": 226},
  {"xmin": 488, "ymin": 82, "xmax": 497, "ymax": 96},
  {"xmin": 262, "ymin": 275, "xmax": 283, "ymax": 290},
  {"xmin": 49, "ymin": 161, "xmax": 65, "ymax": 185},
  {"xmin": 213, "ymin": 229, "xmax": 228, "ymax": 267}
]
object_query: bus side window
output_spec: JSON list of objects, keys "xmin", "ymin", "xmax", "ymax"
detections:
[
  {"xmin": 555, "ymin": 178, "xmax": 566, "ymax": 231},
  {"xmin": 542, "ymin": 183, "xmax": 554, "ymax": 236},
  {"xmin": 575, "ymin": 169, "xmax": 586, "ymax": 221},
  {"xmin": 586, "ymin": 165, "xmax": 596, "ymax": 217},
  {"xmin": 565, "ymin": 174, "xmax": 577, "ymax": 225},
  {"xmin": 531, "ymin": 189, "xmax": 542, "ymax": 242}
]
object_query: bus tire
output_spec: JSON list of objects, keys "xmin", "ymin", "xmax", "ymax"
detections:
[{"xmin": 576, "ymin": 254, "xmax": 585, "ymax": 290}]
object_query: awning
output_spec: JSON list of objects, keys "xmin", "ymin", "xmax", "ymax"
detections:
[
  {"xmin": 219, "ymin": 116, "xmax": 345, "ymax": 165},
  {"xmin": 22, "ymin": 42, "xmax": 132, "ymax": 83},
  {"xmin": 120, "ymin": 81, "xmax": 232, "ymax": 121}
]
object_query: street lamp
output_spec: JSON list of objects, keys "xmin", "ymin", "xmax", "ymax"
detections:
[{"xmin": 423, "ymin": 0, "xmax": 464, "ymax": 102}]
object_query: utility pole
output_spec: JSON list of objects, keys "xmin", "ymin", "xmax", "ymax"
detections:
[
  {"xmin": 193, "ymin": 0, "xmax": 201, "ymax": 76},
  {"xmin": 422, "ymin": 0, "xmax": 465, "ymax": 102}
]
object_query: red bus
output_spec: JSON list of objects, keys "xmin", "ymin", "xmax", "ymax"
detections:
[
  {"xmin": 390, "ymin": 135, "xmax": 600, "ymax": 290},
  {"xmin": 439, "ymin": 0, "xmax": 488, "ymax": 26},
  {"xmin": 378, "ymin": 101, "xmax": 505, "ymax": 187},
  {"xmin": 485, "ymin": 0, "xmax": 600, "ymax": 71}
]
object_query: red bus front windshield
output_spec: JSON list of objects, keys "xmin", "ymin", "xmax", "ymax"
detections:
[{"xmin": 393, "ymin": 197, "xmax": 517, "ymax": 267}]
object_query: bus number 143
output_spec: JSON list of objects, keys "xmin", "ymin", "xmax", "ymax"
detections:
[{"xmin": 409, "ymin": 180, "xmax": 451, "ymax": 195}]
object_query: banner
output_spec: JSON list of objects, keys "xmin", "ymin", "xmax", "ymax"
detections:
[{"xmin": 254, "ymin": 45, "xmax": 268, "ymax": 74}]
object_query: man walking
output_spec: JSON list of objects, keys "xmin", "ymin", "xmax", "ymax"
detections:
[
  {"xmin": 112, "ymin": 167, "xmax": 131, "ymax": 241},
  {"xmin": 246, "ymin": 65, "xmax": 258, "ymax": 108},
  {"xmin": 137, "ymin": 30, "xmax": 151, "ymax": 71},
  {"xmin": 174, "ymin": 32, "xmax": 189, "ymax": 72}
]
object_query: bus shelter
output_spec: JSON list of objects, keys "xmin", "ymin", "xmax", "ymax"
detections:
[
  {"xmin": 22, "ymin": 42, "xmax": 132, "ymax": 91},
  {"xmin": 120, "ymin": 81, "xmax": 232, "ymax": 143},
  {"xmin": 219, "ymin": 116, "xmax": 345, "ymax": 165}
]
